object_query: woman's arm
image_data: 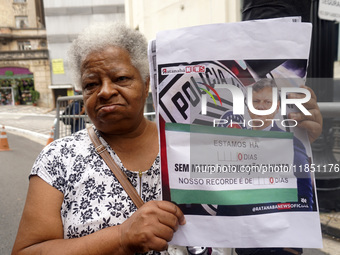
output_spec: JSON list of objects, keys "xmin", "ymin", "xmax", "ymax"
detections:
[{"xmin": 12, "ymin": 176, "xmax": 185, "ymax": 255}]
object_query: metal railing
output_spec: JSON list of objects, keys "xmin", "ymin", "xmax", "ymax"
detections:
[
  {"xmin": 318, "ymin": 102, "xmax": 340, "ymax": 159},
  {"xmin": 55, "ymin": 96, "xmax": 340, "ymax": 139},
  {"xmin": 55, "ymin": 95, "xmax": 89, "ymax": 139},
  {"xmin": 317, "ymin": 102, "xmax": 340, "ymax": 118},
  {"xmin": 55, "ymin": 95, "xmax": 156, "ymax": 139}
]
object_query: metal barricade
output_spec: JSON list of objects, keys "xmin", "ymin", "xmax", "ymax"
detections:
[
  {"xmin": 55, "ymin": 95, "xmax": 90, "ymax": 139},
  {"xmin": 55, "ymin": 97, "xmax": 339, "ymax": 144},
  {"xmin": 55, "ymin": 95, "xmax": 156, "ymax": 139},
  {"xmin": 318, "ymin": 102, "xmax": 340, "ymax": 159}
]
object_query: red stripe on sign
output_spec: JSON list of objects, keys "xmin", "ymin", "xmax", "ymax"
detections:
[
  {"xmin": 159, "ymin": 116, "xmax": 171, "ymax": 201},
  {"xmin": 277, "ymin": 203, "xmax": 291, "ymax": 210}
]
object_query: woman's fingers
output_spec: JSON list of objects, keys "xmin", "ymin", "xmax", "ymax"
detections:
[
  {"xmin": 119, "ymin": 201, "xmax": 185, "ymax": 253},
  {"xmin": 157, "ymin": 201, "xmax": 186, "ymax": 227}
]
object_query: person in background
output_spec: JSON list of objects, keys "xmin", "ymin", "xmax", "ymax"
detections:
[
  {"xmin": 242, "ymin": 0, "xmax": 311, "ymax": 22},
  {"xmin": 61, "ymin": 95, "xmax": 86, "ymax": 134},
  {"xmin": 249, "ymin": 79, "xmax": 315, "ymax": 203},
  {"xmin": 70, "ymin": 91, "xmax": 86, "ymax": 133}
]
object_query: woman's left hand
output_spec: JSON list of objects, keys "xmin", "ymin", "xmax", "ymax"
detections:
[{"xmin": 288, "ymin": 85, "xmax": 323, "ymax": 143}]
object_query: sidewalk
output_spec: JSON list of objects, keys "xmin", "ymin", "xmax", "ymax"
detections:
[
  {"xmin": 0, "ymin": 105, "xmax": 56, "ymax": 145},
  {"xmin": 0, "ymin": 104, "xmax": 56, "ymax": 115},
  {"xmin": 320, "ymin": 210, "xmax": 340, "ymax": 239}
]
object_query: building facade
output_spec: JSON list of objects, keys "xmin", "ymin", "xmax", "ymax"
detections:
[
  {"xmin": 0, "ymin": 0, "xmax": 52, "ymax": 107},
  {"xmin": 125, "ymin": 0, "xmax": 241, "ymax": 41},
  {"xmin": 42, "ymin": 0, "xmax": 241, "ymax": 106},
  {"xmin": 43, "ymin": 0, "xmax": 125, "ymax": 101}
]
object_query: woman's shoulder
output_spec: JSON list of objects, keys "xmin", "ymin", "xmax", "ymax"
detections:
[
  {"xmin": 34, "ymin": 129, "xmax": 93, "ymax": 171},
  {"xmin": 47, "ymin": 129, "xmax": 90, "ymax": 148},
  {"xmin": 31, "ymin": 129, "xmax": 94, "ymax": 192}
]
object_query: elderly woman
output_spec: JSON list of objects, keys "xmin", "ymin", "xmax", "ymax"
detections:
[
  {"xmin": 12, "ymin": 22, "xmax": 322, "ymax": 255},
  {"xmin": 12, "ymin": 22, "xmax": 185, "ymax": 255}
]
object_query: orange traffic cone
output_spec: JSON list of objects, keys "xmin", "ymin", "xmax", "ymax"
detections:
[
  {"xmin": 46, "ymin": 126, "xmax": 54, "ymax": 146},
  {"xmin": 0, "ymin": 125, "xmax": 11, "ymax": 151}
]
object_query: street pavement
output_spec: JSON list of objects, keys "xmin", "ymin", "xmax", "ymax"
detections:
[
  {"xmin": 0, "ymin": 132, "xmax": 44, "ymax": 254},
  {"xmin": 0, "ymin": 105, "xmax": 340, "ymax": 254}
]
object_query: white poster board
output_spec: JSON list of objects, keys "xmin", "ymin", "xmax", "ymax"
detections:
[{"xmin": 149, "ymin": 18, "xmax": 322, "ymax": 248}]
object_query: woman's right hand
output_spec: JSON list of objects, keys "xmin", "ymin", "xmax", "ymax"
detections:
[{"xmin": 118, "ymin": 200, "xmax": 186, "ymax": 254}]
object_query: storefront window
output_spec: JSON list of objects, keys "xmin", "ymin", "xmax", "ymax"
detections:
[
  {"xmin": 14, "ymin": 78, "xmax": 34, "ymax": 104},
  {"xmin": 0, "ymin": 67, "xmax": 34, "ymax": 105},
  {"xmin": 0, "ymin": 87, "xmax": 13, "ymax": 105},
  {"xmin": 0, "ymin": 76, "xmax": 34, "ymax": 105}
]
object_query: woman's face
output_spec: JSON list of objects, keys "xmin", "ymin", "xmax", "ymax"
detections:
[{"xmin": 81, "ymin": 46, "xmax": 149, "ymax": 134}]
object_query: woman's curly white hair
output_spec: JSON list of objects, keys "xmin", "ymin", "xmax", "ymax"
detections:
[{"xmin": 68, "ymin": 22, "xmax": 149, "ymax": 91}]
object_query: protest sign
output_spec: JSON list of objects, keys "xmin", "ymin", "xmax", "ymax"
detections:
[{"xmin": 149, "ymin": 18, "xmax": 322, "ymax": 248}]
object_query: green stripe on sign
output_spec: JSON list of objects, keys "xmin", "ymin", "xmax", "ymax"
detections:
[
  {"xmin": 170, "ymin": 188, "xmax": 298, "ymax": 205},
  {"xmin": 165, "ymin": 122, "xmax": 293, "ymax": 139}
]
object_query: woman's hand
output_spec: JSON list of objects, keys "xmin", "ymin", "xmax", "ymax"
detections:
[
  {"xmin": 12, "ymin": 177, "xmax": 183, "ymax": 255},
  {"xmin": 288, "ymin": 85, "xmax": 323, "ymax": 143},
  {"xmin": 118, "ymin": 200, "xmax": 186, "ymax": 254}
]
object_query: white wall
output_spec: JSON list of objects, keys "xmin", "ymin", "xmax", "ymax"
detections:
[
  {"xmin": 125, "ymin": 0, "xmax": 241, "ymax": 41},
  {"xmin": 43, "ymin": 0, "xmax": 125, "ymax": 86},
  {"xmin": 43, "ymin": 0, "xmax": 125, "ymax": 8}
]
